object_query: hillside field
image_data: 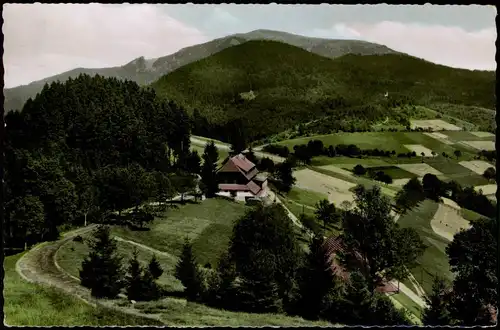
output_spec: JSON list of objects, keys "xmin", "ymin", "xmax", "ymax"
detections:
[
  {"xmin": 54, "ymin": 198, "xmax": 333, "ymax": 326},
  {"xmin": 4, "ymin": 253, "xmax": 162, "ymax": 326},
  {"xmin": 397, "ymin": 200, "xmax": 455, "ymax": 296},
  {"xmin": 276, "ymin": 131, "xmax": 478, "ymax": 159}
]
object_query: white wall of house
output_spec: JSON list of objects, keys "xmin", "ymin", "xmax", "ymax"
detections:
[
  {"xmin": 235, "ymin": 191, "xmax": 254, "ymax": 202},
  {"xmin": 217, "ymin": 189, "xmax": 269, "ymax": 202}
]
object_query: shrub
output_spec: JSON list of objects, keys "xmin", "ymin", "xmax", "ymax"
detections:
[{"xmin": 353, "ymin": 164, "xmax": 367, "ymax": 176}]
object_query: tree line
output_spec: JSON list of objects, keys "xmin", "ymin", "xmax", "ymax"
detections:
[
  {"xmin": 352, "ymin": 165, "xmax": 394, "ymax": 185},
  {"xmin": 395, "ymin": 175, "xmax": 496, "ymax": 218},
  {"xmin": 262, "ymin": 140, "xmax": 423, "ymax": 165},
  {"xmin": 173, "ymin": 185, "xmax": 425, "ymax": 325},
  {"xmin": 3, "ymin": 74, "xmax": 201, "ymax": 252}
]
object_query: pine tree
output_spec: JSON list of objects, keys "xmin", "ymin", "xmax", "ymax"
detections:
[
  {"xmin": 295, "ymin": 236, "xmax": 336, "ymax": 320},
  {"xmin": 238, "ymin": 273, "xmax": 283, "ymax": 313},
  {"xmin": 141, "ymin": 268, "xmax": 162, "ymax": 301},
  {"xmin": 148, "ymin": 254, "xmax": 164, "ymax": 279},
  {"xmin": 213, "ymin": 251, "xmax": 237, "ymax": 308},
  {"xmin": 422, "ymin": 277, "xmax": 453, "ymax": 325},
  {"xmin": 237, "ymin": 250, "xmax": 283, "ymax": 313},
  {"xmin": 126, "ymin": 248, "xmax": 145, "ymax": 301},
  {"xmin": 80, "ymin": 225, "xmax": 124, "ymax": 298},
  {"xmin": 201, "ymin": 141, "xmax": 219, "ymax": 198},
  {"xmin": 175, "ymin": 238, "xmax": 203, "ymax": 300},
  {"xmin": 274, "ymin": 160, "xmax": 296, "ymax": 194},
  {"xmin": 340, "ymin": 272, "xmax": 373, "ymax": 324}
]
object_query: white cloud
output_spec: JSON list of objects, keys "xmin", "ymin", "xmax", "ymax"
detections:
[
  {"xmin": 309, "ymin": 23, "xmax": 361, "ymax": 40},
  {"xmin": 3, "ymin": 3, "xmax": 208, "ymax": 87},
  {"xmin": 345, "ymin": 21, "xmax": 496, "ymax": 71}
]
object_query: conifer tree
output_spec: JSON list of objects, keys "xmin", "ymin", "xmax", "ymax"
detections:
[
  {"xmin": 274, "ymin": 160, "xmax": 296, "ymax": 194},
  {"xmin": 237, "ymin": 250, "xmax": 283, "ymax": 313},
  {"xmin": 295, "ymin": 236, "xmax": 336, "ymax": 320},
  {"xmin": 201, "ymin": 141, "xmax": 219, "ymax": 198},
  {"xmin": 80, "ymin": 225, "xmax": 124, "ymax": 298},
  {"xmin": 141, "ymin": 268, "xmax": 162, "ymax": 301},
  {"xmin": 148, "ymin": 254, "xmax": 164, "ymax": 280},
  {"xmin": 175, "ymin": 238, "xmax": 203, "ymax": 300},
  {"xmin": 126, "ymin": 248, "xmax": 145, "ymax": 301},
  {"xmin": 422, "ymin": 277, "xmax": 453, "ymax": 325}
]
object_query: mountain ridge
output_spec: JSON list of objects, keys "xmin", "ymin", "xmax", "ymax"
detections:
[
  {"xmin": 151, "ymin": 39, "xmax": 495, "ymax": 141},
  {"xmin": 4, "ymin": 29, "xmax": 399, "ymax": 112}
]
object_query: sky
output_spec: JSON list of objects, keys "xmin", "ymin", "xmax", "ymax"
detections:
[{"xmin": 3, "ymin": 3, "xmax": 497, "ymax": 88}]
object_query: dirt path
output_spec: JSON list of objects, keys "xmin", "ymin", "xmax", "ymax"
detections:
[
  {"xmin": 390, "ymin": 281, "xmax": 427, "ymax": 309},
  {"xmin": 113, "ymin": 236, "xmax": 178, "ymax": 262},
  {"xmin": 15, "ymin": 225, "xmax": 165, "ymax": 324},
  {"xmin": 407, "ymin": 270, "xmax": 427, "ymax": 298},
  {"xmin": 267, "ymin": 190, "xmax": 314, "ymax": 239}
]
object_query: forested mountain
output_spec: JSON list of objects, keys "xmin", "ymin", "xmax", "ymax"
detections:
[
  {"xmin": 4, "ymin": 74, "xmax": 192, "ymax": 250},
  {"xmin": 152, "ymin": 40, "xmax": 495, "ymax": 143},
  {"xmin": 4, "ymin": 29, "xmax": 398, "ymax": 112}
]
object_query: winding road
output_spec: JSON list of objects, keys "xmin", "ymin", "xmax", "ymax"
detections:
[{"xmin": 15, "ymin": 224, "xmax": 165, "ymax": 323}]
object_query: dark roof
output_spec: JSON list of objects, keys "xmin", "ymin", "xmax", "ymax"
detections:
[
  {"xmin": 219, "ymin": 181, "xmax": 262, "ymax": 195},
  {"xmin": 218, "ymin": 154, "xmax": 259, "ymax": 180},
  {"xmin": 231, "ymin": 153, "xmax": 255, "ymax": 172}
]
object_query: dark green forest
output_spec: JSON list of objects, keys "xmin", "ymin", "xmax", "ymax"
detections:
[
  {"xmin": 152, "ymin": 40, "xmax": 495, "ymax": 143},
  {"xmin": 3, "ymin": 74, "xmax": 193, "ymax": 251}
]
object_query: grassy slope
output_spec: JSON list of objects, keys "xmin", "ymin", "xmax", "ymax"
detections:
[
  {"xmin": 109, "ymin": 199, "xmax": 250, "ymax": 267},
  {"xmin": 152, "ymin": 40, "xmax": 494, "ymax": 140},
  {"xmin": 308, "ymin": 166, "xmax": 398, "ymax": 198},
  {"xmin": 54, "ymin": 199, "xmax": 331, "ymax": 326},
  {"xmin": 397, "ymin": 200, "xmax": 454, "ymax": 296},
  {"xmin": 3, "ymin": 253, "xmax": 162, "ymax": 326}
]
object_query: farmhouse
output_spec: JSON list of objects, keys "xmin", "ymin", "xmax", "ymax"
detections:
[
  {"xmin": 217, "ymin": 153, "xmax": 268, "ymax": 201},
  {"xmin": 322, "ymin": 235, "xmax": 399, "ymax": 293}
]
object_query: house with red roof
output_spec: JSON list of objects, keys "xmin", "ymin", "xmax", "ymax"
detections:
[{"xmin": 216, "ymin": 153, "xmax": 268, "ymax": 201}]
